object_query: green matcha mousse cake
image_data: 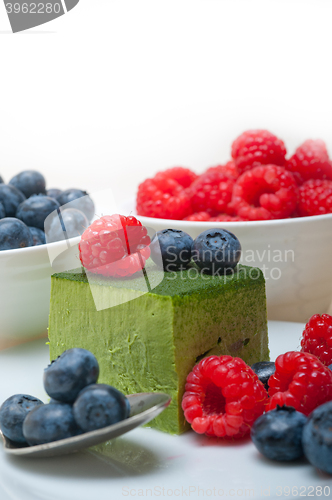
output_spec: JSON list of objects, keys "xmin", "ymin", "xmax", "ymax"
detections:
[{"xmin": 48, "ymin": 263, "xmax": 269, "ymax": 434}]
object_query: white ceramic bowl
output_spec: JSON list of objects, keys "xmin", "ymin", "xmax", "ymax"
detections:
[
  {"xmin": 120, "ymin": 199, "xmax": 332, "ymax": 323},
  {"xmin": 0, "ymin": 237, "xmax": 80, "ymax": 345}
]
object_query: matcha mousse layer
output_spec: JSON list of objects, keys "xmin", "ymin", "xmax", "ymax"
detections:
[{"xmin": 48, "ymin": 263, "xmax": 269, "ymax": 435}]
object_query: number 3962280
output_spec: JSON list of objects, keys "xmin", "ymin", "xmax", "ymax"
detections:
[{"xmin": 5, "ymin": 3, "xmax": 62, "ymax": 14}]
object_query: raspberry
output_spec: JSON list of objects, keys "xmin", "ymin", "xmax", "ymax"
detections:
[
  {"xmin": 189, "ymin": 170, "xmax": 235, "ymax": 216},
  {"xmin": 79, "ymin": 214, "xmax": 150, "ymax": 278},
  {"xmin": 231, "ymin": 165, "xmax": 298, "ymax": 220},
  {"xmin": 298, "ymin": 179, "xmax": 332, "ymax": 216},
  {"xmin": 182, "ymin": 355, "xmax": 268, "ymax": 438},
  {"xmin": 231, "ymin": 130, "xmax": 287, "ymax": 174},
  {"xmin": 183, "ymin": 211, "xmax": 211, "ymax": 221},
  {"xmin": 300, "ymin": 314, "xmax": 332, "ymax": 366},
  {"xmin": 136, "ymin": 173, "xmax": 192, "ymax": 220},
  {"xmin": 159, "ymin": 167, "xmax": 198, "ymax": 188},
  {"xmin": 267, "ymin": 351, "xmax": 332, "ymax": 416},
  {"xmin": 286, "ymin": 140, "xmax": 332, "ymax": 185},
  {"xmin": 209, "ymin": 214, "xmax": 244, "ymax": 222},
  {"xmin": 205, "ymin": 161, "xmax": 239, "ymax": 180}
]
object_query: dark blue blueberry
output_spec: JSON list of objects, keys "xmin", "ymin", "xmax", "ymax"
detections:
[
  {"xmin": 0, "ymin": 201, "xmax": 5, "ymax": 219},
  {"xmin": 251, "ymin": 361, "xmax": 276, "ymax": 391},
  {"xmin": 44, "ymin": 208, "xmax": 88, "ymax": 243},
  {"xmin": 302, "ymin": 401, "xmax": 332, "ymax": 474},
  {"xmin": 16, "ymin": 194, "xmax": 60, "ymax": 231},
  {"xmin": 56, "ymin": 189, "xmax": 95, "ymax": 222},
  {"xmin": 23, "ymin": 403, "xmax": 78, "ymax": 445},
  {"xmin": 150, "ymin": 229, "xmax": 193, "ymax": 271},
  {"xmin": 0, "ymin": 184, "xmax": 26, "ymax": 217},
  {"xmin": 251, "ymin": 405, "xmax": 307, "ymax": 461},
  {"xmin": 192, "ymin": 228, "xmax": 241, "ymax": 275},
  {"xmin": 329, "ymin": 364, "xmax": 332, "ymax": 372},
  {"xmin": 73, "ymin": 384, "xmax": 129, "ymax": 432},
  {"xmin": 9, "ymin": 170, "xmax": 46, "ymax": 198},
  {"xmin": 0, "ymin": 394, "xmax": 44, "ymax": 443},
  {"xmin": 0, "ymin": 175, "xmax": 3, "ymax": 183},
  {"xmin": 43, "ymin": 348, "xmax": 99, "ymax": 403},
  {"xmin": 28, "ymin": 226, "xmax": 46, "ymax": 246},
  {"xmin": 0, "ymin": 218, "xmax": 33, "ymax": 250},
  {"xmin": 47, "ymin": 188, "xmax": 62, "ymax": 199}
]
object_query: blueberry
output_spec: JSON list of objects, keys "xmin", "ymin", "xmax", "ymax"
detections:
[
  {"xmin": 28, "ymin": 226, "xmax": 46, "ymax": 246},
  {"xmin": 0, "ymin": 201, "xmax": 5, "ymax": 219},
  {"xmin": 9, "ymin": 170, "xmax": 46, "ymax": 198},
  {"xmin": 47, "ymin": 188, "xmax": 62, "ymax": 199},
  {"xmin": 16, "ymin": 194, "xmax": 60, "ymax": 231},
  {"xmin": 45, "ymin": 208, "xmax": 88, "ymax": 243},
  {"xmin": 56, "ymin": 189, "xmax": 95, "ymax": 222},
  {"xmin": 251, "ymin": 361, "xmax": 275, "ymax": 391},
  {"xmin": 150, "ymin": 229, "xmax": 194, "ymax": 271},
  {"xmin": 0, "ymin": 394, "xmax": 44, "ymax": 443},
  {"xmin": 43, "ymin": 348, "xmax": 99, "ymax": 403},
  {"xmin": 73, "ymin": 384, "xmax": 129, "ymax": 432},
  {"xmin": 0, "ymin": 218, "xmax": 33, "ymax": 250},
  {"xmin": 23, "ymin": 403, "xmax": 78, "ymax": 445},
  {"xmin": 192, "ymin": 228, "xmax": 241, "ymax": 275},
  {"xmin": 329, "ymin": 364, "xmax": 332, "ymax": 372},
  {"xmin": 0, "ymin": 175, "xmax": 3, "ymax": 183},
  {"xmin": 302, "ymin": 400, "xmax": 332, "ymax": 474},
  {"xmin": 251, "ymin": 405, "xmax": 307, "ymax": 461},
  {"xmin": 0, "ymin": 184, "xmax": 26, "ymax": 217}
]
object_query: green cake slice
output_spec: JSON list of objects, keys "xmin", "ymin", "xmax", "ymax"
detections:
[{"xmin": 48, "ymin": 263, "xmax": 269, "ymax": 434}]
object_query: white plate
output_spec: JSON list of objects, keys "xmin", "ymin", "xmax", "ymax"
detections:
[{"xmin": 0, "ymin": 321, "xmax": 331, "ymax": 500}]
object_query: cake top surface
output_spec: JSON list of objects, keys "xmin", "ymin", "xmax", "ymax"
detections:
[{"xmin": 52, "ymin": 261, "xmax": 264, "ymax": 299}]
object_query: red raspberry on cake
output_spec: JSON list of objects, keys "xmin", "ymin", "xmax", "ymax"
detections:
[
  {"xmin": 267, "ymin": 351, "xmax": 332, "ymax": 415},
  {"xmin": 189, "ymin": 170, "xmax": 235, "ymax": 216},
  {"xmin": 183, "ymin": 211, "xmax": 211, "ymax": 222},
  {"xmin": 298, "ymin": 179, "xmax": 332, "ymax": 216},
  {"xmin": 182, "ymin": 355, "xmax": 268, "ymax": 438},
  {"xmin": 286, "ymin": 139, "xmax": 332, "ymax": 185},
  {"xmin": 231, "ymin": 130, "xmax": 287, "ymax": 175},
  {"xmin": 136, "ymin": 173, "xmax": 192, "ymax": 220},
  {"xmin": 159, "ymin": 166, "xmax": 198, "ymax": 188},
  {"xmin": 300, "ymin": 314, "xmax": 332, "ymax": 366},
  {"xmin": 79, "ymin": 214, "xmax": 151, "ymax": 278},
  {"xmin": 231, "ymin": 165, "xmax": 298, "ymax": 220}
]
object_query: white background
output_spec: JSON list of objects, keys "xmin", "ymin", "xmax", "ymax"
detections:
[{"xmin": 0, "ymin": 0, "xmax": 332, "ymax": 207}]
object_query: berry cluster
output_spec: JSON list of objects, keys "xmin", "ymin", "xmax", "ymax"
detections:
[
  {"xmin": 0, "ymin": 348, "xmax": 129, "ymax": 446},
  {"xmin": 136, "ymin": 131, "xmax": 332, "ymax": 221},
  {"xmin": 182, "ymin": 313, "xmax": 332, "ymax": 474},
  {"xmin": 0, "ymin": 169, "xmax": 94, "ymax": 251}
]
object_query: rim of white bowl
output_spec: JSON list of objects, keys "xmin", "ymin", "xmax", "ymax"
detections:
[
  {"xmin": 120, "ymin": 198, "xmax": 332, "ymax": 228},
  {"xmin": 0, "ymin": 235, "xmax": 81, "ymax": 258}
]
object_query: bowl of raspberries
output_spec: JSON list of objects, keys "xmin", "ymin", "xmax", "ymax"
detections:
[
  {"xmin": 129, "ymin": 130, "xmax": 332, "ymax": 322},
  {"xmin": 0, "ymin": 170, "xmax": 95, "ymax": 345}
]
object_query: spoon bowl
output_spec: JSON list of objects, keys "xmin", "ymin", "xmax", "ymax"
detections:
[{"xmin": 0, "ymin": 392, "xmax": 171, "ymax": 458}]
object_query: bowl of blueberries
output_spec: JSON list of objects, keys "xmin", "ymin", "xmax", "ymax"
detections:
[{"xmin": 0, "ymin": 170, "xmax": 95, "ymax": 344}]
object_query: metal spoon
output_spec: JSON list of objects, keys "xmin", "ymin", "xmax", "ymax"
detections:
[{"xmin": 0, "ymin": 392, "xmax": 171, "ymax": 458}]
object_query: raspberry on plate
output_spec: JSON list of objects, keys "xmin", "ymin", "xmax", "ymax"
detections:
[
  {"xmin": 298, "ymin": 179, "xmax": 332, "ymax": 216},
  {"xmin": 182, "ymin": 355, "xmax": 268, "ymax": 438},
  {"xmin": 300, "ymin": 314, "xmax": 332, "ymax": 366},
  {"xmin": 205, "ymin": 161, "xmax": 239, "ymax": 180},
  {"xmin": 158, "ymin": 167, "xmax": 198, "ymax": 188},
  {"xmin": 231, "ymin": 165, "xmax": 298, "ymax": 220},
  {"xmin": 267, "ymin": 351, "xmax": 332, "ymax": 415},
  {"xmin": 136, "ymin": 174, "xmax": 192, "ymax": 220},
  {"xmin": 183, "ymin": 212, "xmax": 211, "ymax": 221},
  {"xmin": 189, "ymin": 170, "xmax": 235, "ymax": 216},
  {"xmin": 79, "ymin": 214, "xmax": 151, "ymax": 278},
  {"xmin": 231, "ymin": 130, "xmax": 287, "ymax": 175},
  {"xmin": 286, "ymin": 139, "xmax": 332, "ymax": 185}
]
